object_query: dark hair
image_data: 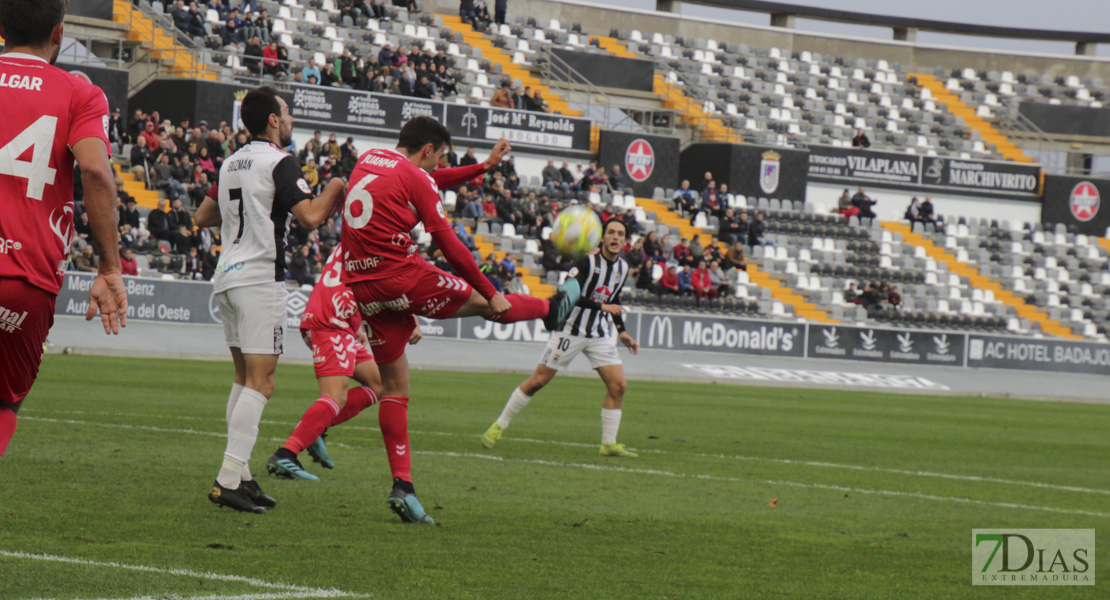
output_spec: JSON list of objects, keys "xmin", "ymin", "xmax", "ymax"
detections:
[
  {"xmin": 0, "ymin": 0, "xmax": 67, "ymax": 47},
  {"xmin": 396, "ymin": 116, "xmax": 451, "ymax": 153},
  {"xmin": 239, "ymin": 86, "xmax": 283, "ymax": 137},
  {"xmin": 603, "ymin": 218, "xmax": 628, "ymax": 239}
]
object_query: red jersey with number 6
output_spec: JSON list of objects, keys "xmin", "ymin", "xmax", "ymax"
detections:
[
  {"xmin": 300, "ymin": 243, "xmax": 362, "ymax": 335},
  {"xmin": 0, "ymin": 54, "xmax": 111, "ymax": 296},
  {"xmin": 339, "ymin": 148, "xmax": 451, "ymax": 285}
]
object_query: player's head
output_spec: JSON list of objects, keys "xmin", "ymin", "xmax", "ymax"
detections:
[
  {"xmin": 396, "ymin": 116, "xmax": 451, "ymax": 173},
  {"xmin": 600, "ymin": 218, "xmax": 627, "ymax": 259},
  {"xmin": 0, "ymin": 0, "xmax": 68, "ymax": 63},
  {"xmin": 240, "ymin": 86, "xmax": 292, "ymax": 147}
]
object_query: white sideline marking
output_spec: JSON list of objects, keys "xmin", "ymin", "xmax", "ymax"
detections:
[
  {"xmin": 428, "ymin": 452, "xmax": 1110, "ymax": 519},
  {"xmin": 0, "ymin": 551, "xmax": 363, "ymax": 599},
  {"xmin": 15, "ymin": 415, "xmax": 1110, "ymax": 519},
  {"xmin": 22, "ymin": 410, "xmax": 1110, "ymax": 497}
]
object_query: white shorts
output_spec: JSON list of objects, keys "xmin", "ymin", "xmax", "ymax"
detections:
[
  {"xmin": 216, "ymin": 282, "xmax": 287, "ymax": 355},
  {"xmin": 539, "ymin": 331, "xmax": 622, "ymax": 371}
]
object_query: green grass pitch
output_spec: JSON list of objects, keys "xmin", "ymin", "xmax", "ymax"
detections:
[{"xmin": 1, "ymin": 354, "xmax": 1107, "ymax": 599}]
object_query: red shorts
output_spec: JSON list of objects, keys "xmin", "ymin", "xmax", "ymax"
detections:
[
  {"xmin": 301, "ymin": 328, "xmax": 374, "ymax": 378},
  {"xmin": 0, "ymin": 278, "xmax": 56, "ymax": 404},
  {"xmin": 349, "ymin": 263, "xmax": 473, "ymax": 364}
]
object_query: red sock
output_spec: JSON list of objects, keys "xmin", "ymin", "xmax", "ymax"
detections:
[
  {"xmin": 489, "ymin": 294, "xmax": 549, "ymax": 323},
  {"xmin": 379, "ymin": 396, "xmax": 411, "ymax": 482},
  {"xmin": 0, "ymin": 407, "xmax": 15, "ymax": 457},
  {"xmin": 282, "ymin": 397, "xmax": 340, "ymax": 454},
  {"xmin": 331, "ymin": 386, "xmax": 377, "ymax": 427}
]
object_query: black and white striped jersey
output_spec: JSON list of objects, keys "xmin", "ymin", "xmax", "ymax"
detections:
[{"xmin": 564, "ymin": 251, "xmax": 628, "ymax": 339}]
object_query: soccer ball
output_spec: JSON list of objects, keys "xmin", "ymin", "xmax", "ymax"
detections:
[{"xmin": 551, "ymin": 205, "xmax": 603, "ymax": 260}]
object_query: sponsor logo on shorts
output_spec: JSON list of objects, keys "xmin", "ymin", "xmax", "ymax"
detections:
[
  {"xmin": 0, "ymin": 237, "xmax": 23, "ymax": 254},
  {"xmin": 358, "ymin": 294, "xmax": 411, "ymax": 317},
  {"xmin": 0, "ymin": 304, "xmax": 29, "ymax": 333},
  {"xmin": 422, "ymin": 296, "xmax": 450, "ymax": 316}
]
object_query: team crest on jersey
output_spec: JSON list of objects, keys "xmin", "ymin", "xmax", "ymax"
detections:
[
  {"xmin": 590, "ymin": 285, "xmax": 612, "ymax": 303},
  {"xmin": 297, "ymin": 178, "xmax": 312, "ymax": 194},
  {"xmin": 567, "ymin": 266, "xmax": 579, "ymax": 278}
]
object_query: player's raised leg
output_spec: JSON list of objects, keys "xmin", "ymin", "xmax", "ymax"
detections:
[
  {"xmin": 596, "ymin": 364, "xmax": 637, "ymax": 458},
  {"xmin": 482, "ymin": 365, "xmax": 555, "ymax": 449}
]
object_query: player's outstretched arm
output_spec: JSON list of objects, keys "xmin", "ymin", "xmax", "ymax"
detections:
[
  {"xmin": 73, "ymin": 137, "xmax": 127, "ymax": 335},
  {"xmin": 292, "ymin": 178, "xmax": 346, "ymax": 229},
  {"xmin": 430, "ymin": 139, "xmax": 512, "ymax": 189}
]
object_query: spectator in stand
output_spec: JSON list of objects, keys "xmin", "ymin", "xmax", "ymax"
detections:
[
  {"xmin": 858, "ymin": 282, "xmax": 882, "ymax": 310},
  {"xmin": 459, "ymin": 0, "xmax": 477, "ymax": 24},
  {"xmin": 118, "ymin": 198, "xmax": 141, "ymax": 231},
  {"xmin": 609, "ymin": 164, "xmax": 625, "ymax": 191},
  {"xmin": 499, "ymin": 254, "xmax": 516, "ymax": 279},
  {"xmin": 378, "ymin": 42, "xmax": 399, "ymax": 74},
  {"xmin": 480, "ymin": 253, "xmax": 502, "ymax": 292},
  {"xmin": 139, "ymin": 121, "xmax": 160, "ymax": 152},
  {"xmin": 452, "ymin": 219, "xmax": 476, "ymax": 250},
  {"xmin": 201, "ymin": 245, "xmax": 220, "ymax": 281},
  {"xmin": 73, "ymin": 244, "xmax": 98, "ymax": 273},
  {"xmin": 541, "ymin": 158, "xmax": 566, "ymax": 193},
  {"xmin": 335, "ymin": 49, "xmax": 359, "ymax": 85},
  {"xmin": 659, "ymin": 264, "xmax": 679, "ymax": 296},
  {"xmin": 691, "ymin": 261, "xmax": 716, "ymax": 305},
  {"xmin": 696, "ymin": 180, "xmax": 718, "ymax": 224},
  {"xmin": 886, "ymin": 285, "xmax": 902, "ymax": 308},
  {"xmin": 147, "ymin": 198, "xmax": 172, "ymax": 242},
  {"xmin": 708, "ymin": 260, "xmax": 729, "ymax": 297},
  {"xmin": 621, "ymin": 209, "xmax": 640, "ymax": 236},
  {"xmin": 195, "ymin": 225, "xmax": 216, "ymax": 253},
  {"xmin": 851, "ymin": 186, "xmax": 877, "ymax": 219},
  {"xmin": 558, "ymin": 161, "xmax": 577, "ymax": 191},
  {"xmin": 673, "ymin": 179, "xmax": 697, "ymax": 218},
  {"xmin": 301, "ymin": 59, "xmax": 322, "ymax": 85},
  {"xmin": 120, "ymin": 248, "xmax": 139, "ymax": 277},
  {"xmin": 460, "ymin": 147, "xmax": 478, "ymax": 167},
  {"xmin": 748, "ymin": 212, "xmax": 769, "ymax": 246},
  {"xmin": 642, "ymin": 230, "xmax": 660, "ymax": 259},
  {"xmin": 188, "ymin": 170, "xmax": 211, "ymax": 208},
  {"xmin": 510, "ymin": 86, "xmax": 525, "ymax": 110},
  {"xmin": 413, "ymin": 75, "xmax": 437, "ymax": 98},
  {"xmin": 530, "ymin": 89, "xmax": 549, "ymax": 113},
  {"xmin": 599, "ymin": 203, "xmax": 616, "ymax": 224},
  {"xmin": 435, "ymin": 65, "xmax": 458, "ymax": 97},
  {"xmin": 519, "ymin": 191, "xmax": 539, "ymax": 232},
  {"xmin": 672, "ymin": 237, "xmax": 689, "ymax": 265},
  {"xmin": 173, "ymin": 1, "xmax": 207, "ymax": 37},
  {"xmin": 506, "ymin": 272, "xmax": 529, "ymax": 295},
  {"xmin": 704, "ymin": 240, "xmax": 725, "ymax": 266},
  {"xmin": 473, "ymin": 0, "xmax": 492, "ymax": 29},
  {"xmin": 170, "ymin": 199, "xmax": 193, "ymax": 232},
  {"xmin": 904, "ymin": 197, "xmax": 921, "ymax": 223},
  {"xmin": 320, "ymin": 63, "xmax": 340, "ymax": 87},
  {"xmin": 462, "ymin": 192, "xmax": 484, "ymax": 220},
  {"xmin": 633, "ymin": 257, "xmax": 654, "ymax": 290},
  {"xmin": 724, "ymin": 240, "xmax": 747, "ymax": 271},
  {"xmin": 221, "ymin": 8, "xmax": 246, "ymax": 47},
  {"xmin": 495, "ymin": 189, "xmax": 519, "ymax": 228},
  {"xmin": 185, "ymin": 246, "xmax": 204, "ymax": 280},
  {"xmin": 843, "ymin": 282, "xmax": 860, "ymax": 304},
  {"xmin": 588, "ymin": 166, "xmax": 610, "ymax": 193},
  {"xmin": 491, "ymin": 80, "xmax": 513, "ymax": 108},
  {"xmin": 852, "ymin": 129, "xmax": 871, "ymax": 149},
  {"xmin": 718, "ymin": 208, "xmax": 745, "ymax": 245},
  {"xmin": 687, "ymin": 234, "xmax": 703, "ymax": 264},
  {"xmin": 494, "ymin": 0, "xmax": 507, "ymax": 24},
  {"xmin": 171, "ymin": 224, "xmax": 195, "ymax": 255},
  {"xmin": 919, "ymin": 196, "xmax": 935, "ymax": 225},
  {"xmin": 107, "ymin": 107, "xmax": 125, "ymax": 154},
  {"xmin": 243, "ymin": 36, "xmax": 264, "ymax": 75},
  {"xmin": 837, "ymin": 188, "xmax": 853, "ymax": 213}
]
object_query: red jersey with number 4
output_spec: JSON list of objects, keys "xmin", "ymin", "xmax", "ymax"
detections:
[
  {"xmin": 0, "ymin": 54, "xmax": 111, "ymax": 296},
  {"xmin": 339, "ymin": 148, "xmax": 451, "ymax": 284},
  {"xmin": 300, "ymin": 243, "xmax": 361, "ymax": 334}
]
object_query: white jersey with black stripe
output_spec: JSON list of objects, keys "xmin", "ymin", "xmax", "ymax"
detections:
[
  {"xmin": 212, "ymin": 141, "xmax": 314, "ymax": 293},
  {"xmin": 563, "ymin": 252, "xmax": 629, "ymax": 339}
]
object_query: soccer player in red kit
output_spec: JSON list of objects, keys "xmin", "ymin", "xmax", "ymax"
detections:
[
  {"xmin": 265, "ymin": 243, "xmax": 415, "ymax": 481},
  {"xmin": 341, "ymin": 117, "xmax": 580, "ymax": 524},
  {"xmin": 0, "ymin": 0, "xmax": 128, "ymax": 457}
]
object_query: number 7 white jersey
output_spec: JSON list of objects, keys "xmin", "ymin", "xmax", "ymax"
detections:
[{"xmin": 212, "ymin": 141, "xmax": 313, "ymax": 293}]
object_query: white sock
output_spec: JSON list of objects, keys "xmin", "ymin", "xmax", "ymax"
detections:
[
  {"xmin": 496, "ymin": 387, "xmax": 533, "ymax": 429},
  {"xmin": 217, "ymin": 387, "xmax": 268, "ymax": 488},
  {"xmin": 224, "ymin": 383, "xmax": 251, "ymax": 481},
  {"xmin": 601, "ymin": 408, "xmax": 622, "ymax": 445}
]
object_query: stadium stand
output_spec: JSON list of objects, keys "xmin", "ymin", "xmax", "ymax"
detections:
[{"xmin": 31, "ymin": 0, "xmax": 1110, "ymax": 341}]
